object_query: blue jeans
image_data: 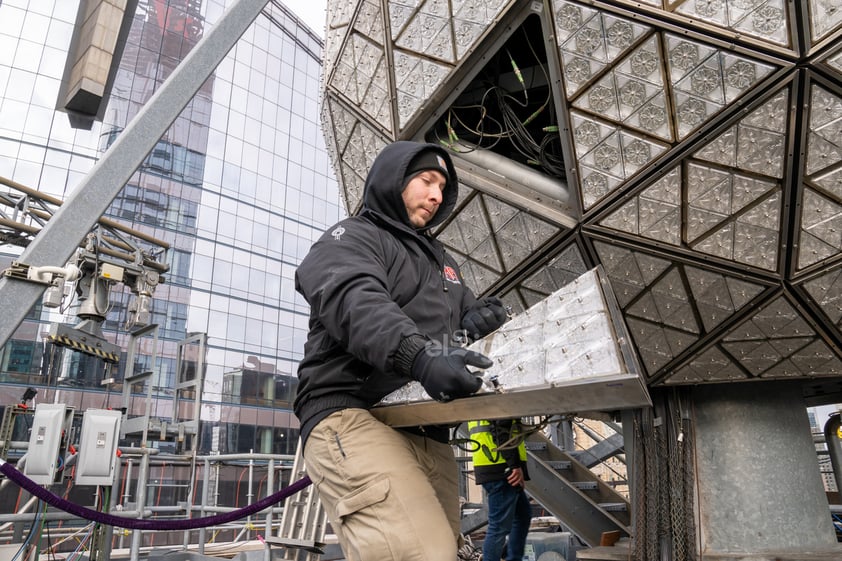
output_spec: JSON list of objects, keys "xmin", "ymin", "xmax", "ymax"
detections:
[{"xmin": 481, "ymin": 479, "xmax": 532, "ymax": 561}]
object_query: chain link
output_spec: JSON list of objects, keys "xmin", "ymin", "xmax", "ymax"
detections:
[{"xmin": 630, "ymin": 392, "xmax": 697, "ymax": 561}]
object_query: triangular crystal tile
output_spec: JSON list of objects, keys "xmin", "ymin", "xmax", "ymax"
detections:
[
  {"xmin": 767, "ymin": 337, "xmax": 814, "ymax": 357},
  {"xmin": 620, "ymin": 132, "xmax": 668, "ymax": 177},
  {"xmin": 458, "ymin": 257, "xmax": 501, "ymax": 294},
  {"xmin": 806, "ymin": 132, "xmax": 842, "ymax": 178},
  {"xmin": 687, "ymin": 207, "xmax": 726, "ymax": 244},
  {"xmin": 789, "ymin": 340, "xmax": 842, "ymax": 375},
  {"xmin": 520, "ymin": 286, "xmax": 550, "ymax": 308},
  {"xmin": 798, "ymin": 188, "xmax": 842, "ymax": 269},
  {"xmin": 393, "ymin": 49, "xmax": 452, "ymax": 129},
  {"xmin": 750, "ymin": 298, "xmax": 814, "ymax": 340},
  {"xmin": 666, "ymin": 347, "xmax": 747, "ymax": 384},
  {"xmin": 685, "ymin": 265, "xmax": 766, "ymax": 332},
  {"xmin": 726, "ymin": 276, "xmax": 766, "ymax": 309},
  {"xmin": 388, "ymin": 0, "xmax": 422, "ymax": 40},
  {"xmin": 693, "ymin": 221, "xmax": 735, "ymax": 261},
  {"xmin": 735, "ymin": 126, "xmax": 786, "ymax": 178},
  {"xmin": 359, "ymin": 61, "xmax": 394, "ymax": 131},
  {"xmin": 799, "ymin": 231, "xmax": 842, "ymax": 270},
  {"xmin": 730, "ymin": 0, "xmax": 790, "ymax": 47},
  {"xmin": 663, "ymin": 325, "xmax": 699, "ymax": 356},
  {"xmin": 635, "ymin": 252, "xmax": 674, "ymax": 285},
  {"xmin": 624, "ymin": 316, "xmax": 675, "ymax": 375},
  {"xmin": 830, "ymin": 49, "xmax": 842, "ymax": 74},
  {"xmin": 730, "ymin": 175, "xmax": 778, "ymax": 213},
  {"xmin": 471, "ymin": 237, "xmax": 504, "ymax": 273},
  {"xmin": 495, "ymin": 212, "xmax": 558, "ymax": 271},
  {"xmin": 452, "ymin": 0, "xmax": 510, "ymax": 60},
  {"xmin": 339, "ymin": 161, "xmax": 365, "ymax": 214},
  {"xmin": 665, "ymin": 33, "xmax": 775, "ymax": 140},
  {"xmin": 810, "ymin": 0, "xmax": 842, "ymax": 43},
  {"xmin": 814, "ymin": 167, "xmax": 842, "ymax": 200},
  {"xmin": 552, "ymin": 0, "xmax": 652, "ymax": 98},
  {"xmin": 806, "ymin": 84, "xmax": 842, "ymax": 175},
  {"xmin": 325, "ymin": 96, "xmax": 357, "ymax": 153},
  {"xmin": 520, "ymin": 268, "xmax": 559, "ymax": 299},
  {"xmin": 484, "ymin": 194, "xmax": 520, "ymax": 231},
  {"xmin": 694, "ymin": 126, "xmax": 737, "ymax": 167},
  {"xmin": 651, "ymin": 268, "xmax": 700, "ymax": 334},
  {"xmin": 803, "ymin": 266, "xmax": 842, "ymax": 325},
  {"xmin": 592, "ymin": 243, "xmax": 672, "ymax": 308},
  {"xmin": 599, "ymin": 198, "xmax": 638, "ymax": 235},
  {"xmin": 574, "ymin": 73, "xmax": 621, "ymax": 121},
  {"xmin": 354, "ymin": 0, "xmax": 385, "ymax": 45},
  {"xmin": 437, "ymin": 196, "xmax": 491, "ymax": 254},
  {"xmin": 600, "ymin": 168, "xmax": 681, "ymax": 245},
  {"xmin": 639, "ymin": 203, "xmax": 680, "ymax": 246},
  {"xmin": 673, "ymin": 53, "xmax": 726, "ymax": 106},
  {"xmin": 733, "ymin": 193, "xmax": 781, "ymax": 271},
  {"xmin": 741, "ymin": 88, "xmax": 789, "ymax": 134},
  {"xmin": 395, "ymin": 2, "xmax": 455, "ymax": 63},
  {"xmin": 688, "ymin": 164, "xmax": 733, "ymax": 215},
  {"xmin": 521, "ymin": 243, "xmax": 588, "ymax": 296},
  {"xmin": 627, "ymin": 92, "xmax": 672, "ymax": 141},
  {"xmin": 627, "ymin": 291, "xmax": 662, "ymax": 323},
  {"xmin": 722, "ymin": 339, "xmax": 781, "ymax": 376}
]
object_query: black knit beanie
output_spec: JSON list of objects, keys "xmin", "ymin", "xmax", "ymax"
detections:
[{"xmin": 404, "ymin": 149, "xmax": 450, "ymax": 185}]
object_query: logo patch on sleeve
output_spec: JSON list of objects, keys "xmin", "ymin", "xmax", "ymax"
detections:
[{"xmin": 443, "ymin": 265, "xmax": 461, "ymax": 284}]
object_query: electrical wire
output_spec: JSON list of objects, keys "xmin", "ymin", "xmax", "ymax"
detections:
[
  {"xmin": 10, "ymin": 500, "xmax": 44, "ymax": 561},
  {"xmin": 435, "ymin": 27, "xmax": 566, "ymax": 180}
]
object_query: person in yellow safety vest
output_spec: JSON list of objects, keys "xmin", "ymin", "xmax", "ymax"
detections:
[{"xmin": 468, "ymin": 419, "xmax": 532, "ymax": 561}]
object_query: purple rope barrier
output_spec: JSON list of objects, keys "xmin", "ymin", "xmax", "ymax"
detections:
[{"xmin": 0, "ymin": 459, "xmax": 311, "ymax": 531}]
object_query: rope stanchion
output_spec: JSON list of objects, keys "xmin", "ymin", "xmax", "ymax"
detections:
[{"xmin": 0, "ymin": 459, "xmax": 311, "ymax": 531}]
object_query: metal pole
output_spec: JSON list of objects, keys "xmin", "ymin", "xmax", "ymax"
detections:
[
  {"xmin": 119, "ymin": 458, "xmax": 133, "ymax": 550},
  {"xmin": 198, "ymin": 458, "xmax": 210, "ymax": 554},
  {"xmin": 264, "ymin": 458, "xmax": 274, "ymax": 561},
  {"xmin": 247, "ymin": 452, "xmax": 254, "ymax": 541},
  {"xmin": 0, "ymin": 0, "xmax": 271, "ymax": 350},
  {"xmin": 129, "ymin": 453, "xmax": 150, "ymax": 561}
]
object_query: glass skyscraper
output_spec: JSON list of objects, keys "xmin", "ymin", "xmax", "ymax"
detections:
[{"xmin": 0, "ymin": 0, "xmax": 341, "ymax": 460}]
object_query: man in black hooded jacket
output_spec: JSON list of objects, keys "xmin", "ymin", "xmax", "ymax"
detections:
[{"xmin": 294, "ymin": 141, "xmax": 508, "ymax": 560}]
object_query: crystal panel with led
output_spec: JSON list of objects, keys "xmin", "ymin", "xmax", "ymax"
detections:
[{"xmin": 373, "ymin": 267, "xmax": 651, "ymax": 427}]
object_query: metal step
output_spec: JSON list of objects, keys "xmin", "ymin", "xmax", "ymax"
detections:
[
  {"xmin": 547, "ymin": 460, "xmax": 572, "ymax": 470},
  {"xmin": 598, "ymin": 502, "xmax": 628, "ymax": 512},
  {"xmin": 523, "ymin": 432, "xmax": 631, "ymax": 548}
]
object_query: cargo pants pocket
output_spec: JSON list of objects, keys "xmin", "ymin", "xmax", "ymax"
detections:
[{"xmin": 334, "ymin": 478, "xmax": 395, "ymax": 561}]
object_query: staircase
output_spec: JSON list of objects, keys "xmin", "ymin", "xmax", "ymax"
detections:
[{"xmin": 523, "ymin": 431, "xmax": 630, "ymax": 548}]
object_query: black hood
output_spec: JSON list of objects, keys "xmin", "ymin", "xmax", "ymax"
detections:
[{"xmin": 362, "ymin": 141, "xmax": 459, "ymax": 232}]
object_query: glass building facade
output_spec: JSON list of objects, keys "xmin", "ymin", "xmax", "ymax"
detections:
[{"xmin": 0, "ymin": 0, "xmax": 341, "ymax": 459}]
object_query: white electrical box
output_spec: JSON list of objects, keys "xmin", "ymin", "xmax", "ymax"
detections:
[
  {"xmin": 24, "ymin": 404, "xmax": 71, "ymax": 484},
  {"xmin": 75, "ymin": 409, "xmax": 123, "ymax": 486}
]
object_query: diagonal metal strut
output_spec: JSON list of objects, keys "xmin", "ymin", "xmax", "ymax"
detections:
[{"xmin": 0, "ymin": 0, "xmax": 270, "ymax": 350}]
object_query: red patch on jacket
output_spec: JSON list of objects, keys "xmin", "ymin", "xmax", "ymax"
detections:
[{"xmin": 443, "ymin": 266, "xmax": 461, "ymax": 284}]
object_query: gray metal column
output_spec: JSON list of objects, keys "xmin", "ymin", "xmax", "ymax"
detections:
[
  {"xmin": 693, "ymin": 381, "xmax": 838, "ymax": 555},
  {"xmin": 0, "ymin": 0, "xmax": 270, "ymax": 349}
]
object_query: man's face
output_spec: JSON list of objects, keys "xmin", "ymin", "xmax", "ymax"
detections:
[{"xmin": 402, "ymin": 170, "xmax": 446, "ymax": 228}]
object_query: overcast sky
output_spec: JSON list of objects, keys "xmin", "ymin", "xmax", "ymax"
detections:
[{"xmin": 284, "ymin": 0, "xmax": 327, "ymax": 37}]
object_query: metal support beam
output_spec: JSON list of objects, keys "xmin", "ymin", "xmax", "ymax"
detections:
[{"xmin": 0, "ymin": 0, "xmax": 270, "ymax": 350}]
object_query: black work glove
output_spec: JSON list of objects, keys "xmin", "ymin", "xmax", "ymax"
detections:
[
  {"xmin": 410, "ymin": 341, "xmax": 491, "ymax": 402},
  {"xmin": 461, "ymin": 297, "xmax": 508, "ymax": 340}
]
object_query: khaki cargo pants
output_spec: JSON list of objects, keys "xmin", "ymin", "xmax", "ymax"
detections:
[{"xmin": 303, "ymin": 408, "xmax": 460, "ymax": 561}]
